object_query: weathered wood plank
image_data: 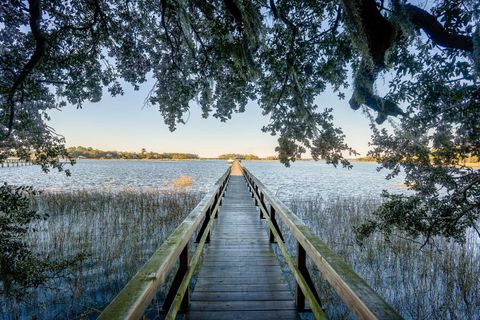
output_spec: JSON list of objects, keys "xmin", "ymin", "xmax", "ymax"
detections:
[
  {"xmin": 201, "ymin": 257, "xmax": 278, "ymax": 263},
  {"xmin": 243, "ymin": 166, "xmax": 403, "ymax": 320},
  {"xmin": 189, "ymin": 300, "xmax": 296, "ymax": 311},
  {"xmin": 198, "ymin": 266, "xmax": 284, "ymax": 274},
  {"xmin": 193, "ymin": 283, "xmax": 292, "ymax": 293},
  {"xmin": 98, "ymin": 170, "xmax": 230, "ymax": 320},
  {"xmin": 201, "ymin": 260, "xmax": 280, "ymax": 267},
  {"xmin": 189, "ymin": 173, "xmax": 297, "ymax": 320},
  {"xmin": 191, "ymin": 291, "xmax": 294, "ymax": 301},
  {"xmin": 196, "ymin": 269, "xmax": 285, "ymax": 277},
  {"xmin": 195, "ymin": 276, "xmax": 287, "ymax": 286},
  {"xmin": 187, "ymin": 310, "xmax": 298, "ymax": 320}
]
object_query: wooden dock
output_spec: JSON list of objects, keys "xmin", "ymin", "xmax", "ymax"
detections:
[
  {"xmin": 99, "ymin": 161, "xmax": 402, "ymax": 320},
  {"xmin": 189, "ymin": 166, "xmax": 297, "ymax": 319},
  {"xmin": 1, "ymin": 159, "xmax": 32, "ymax": 167}
]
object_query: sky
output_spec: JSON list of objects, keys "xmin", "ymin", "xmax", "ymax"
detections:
[{"xmin": 49, "ymin": 80, "xmax": 374, "ymax": 158}]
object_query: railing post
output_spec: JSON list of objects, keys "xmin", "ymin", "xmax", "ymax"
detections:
[
  {"xmin": 206, "ymin": 217, "xmax": 211, "ymax": 243},
  {"xmin": 296, "ymin": 241, "xmax": 322, "ymax": 313},
  {"xmin": 269, "ymin": 206, "xmax": 275, "ymax": 243},
  {"xmin": 196, "ymin": 205, "xmax": 211, "ymax": 243},
  {"xmin": 162, "ymin": 245, "xmax": 189, "ymax": 313},
  {"xmin": 296, "ymin": 242, "xmax": 306, "ymax": 311},
  {"xmin": 259, "ymin": 192, "xmax": 265, "ymax": 219},
  {"xmin": 269, "ymin": 206, "xmax": 284, "ymax": 243},
  {"xmin": 214, "ymin": 193, "xmax": 219, "ymax": 219}
]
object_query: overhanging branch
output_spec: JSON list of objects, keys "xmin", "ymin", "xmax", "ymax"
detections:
[
  {"xmin": 5, "ymin": 0, "xmax": 46, "ymax": 138},
  {"xmin": 404, "ymin": 4, "xmax": 473, "ymax": 52}
]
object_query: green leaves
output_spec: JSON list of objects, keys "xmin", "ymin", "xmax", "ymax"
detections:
[
  {"xmin": 1, "ymin": 0, "xmax": 479, "ymax": 244},
  {"xmin": 0, "ymin": 183, "xmax": 87, "ymax": 298}
]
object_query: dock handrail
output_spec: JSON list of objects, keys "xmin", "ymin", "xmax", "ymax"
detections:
[
  {"xmin": 1, "ymin": 158, "xmax": 32, "ymax": 167},
  {"xmin": 98, "ymin": 168, "xmax": 231, "ymax": 320},
  {"xmin": 241, "ymin": 165, "xmax": 402, "ymax": 320}
]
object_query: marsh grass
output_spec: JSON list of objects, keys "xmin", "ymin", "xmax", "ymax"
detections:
[
  {"xmin": 1, "ymin": 188, "xmax": 202, "ymax": 319},
  {"xmin": 170, "ymin": 175, "xmax": 193, "ymax": 189},
  {"xmin": 273, "ymin": 196, "xmax": 480, "ymax": 320}
]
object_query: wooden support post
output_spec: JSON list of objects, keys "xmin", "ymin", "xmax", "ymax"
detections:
[
  {"xmin": 162, "ymin": 245, "xmax": 189, "ymax": 313},
  {"xmin": 296, "ymin": 242, "xmax": 306, "ymax": 311},
  {"xmin": 296, "ymin": 242, "xmax": 322, "ymax": 313},
  {"xmin": 214, "ymin": 193, "xmax": 219, "ymax": 219},
  {"xmin": 196, "ymin": 206, "xmax": 211, "ymax": 243},
  {"xmin": 260, "ymin": 193, "xmax": 265, "ymax": 219},
  {"xmin": 269, "ymin": 206, "xmax": 276, "ymax": 243},
  {"xmin": 269, "ymin": 206, "xmax": 284, "ymax": 243}
]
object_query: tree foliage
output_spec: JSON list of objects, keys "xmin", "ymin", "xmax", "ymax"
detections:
[
  {"xmin": 0, "ymin": 184, "xmax": 84, "ymax": 297},
  {"xmin": 0, "ymin": 0, "xmax": 479, "ymax": 243}
]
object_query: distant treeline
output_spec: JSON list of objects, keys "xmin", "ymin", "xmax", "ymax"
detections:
[
  {"xmin": 351, "ymin": 156, "xmax": 376, "ymax": 162},
  {"xmin": 67, "ymin": 146, "xmax": 199, "ymax": 160},
  {"xmin": 67, "ymin": 147, "xmax": 280, "ymax": 161},
  {"xmin": 217, "ymin": 153, "xmax": 278, "ymax": 160},
  {"xmin": 352, "ymin": 155, "xmax": 480, "ymax": 164}
]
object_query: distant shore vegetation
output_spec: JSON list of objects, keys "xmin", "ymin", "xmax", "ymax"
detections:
[
  {"xmin": 217, "ymin": 153, "xmax": 278, "ymax": 160},
  {"xmin": 352, "ymin": 155, "xmax": 480, "ymax": 167},
  {"xmin": 67, "ymin": 147, "xmax": 280, "ymax": 161},
  {"xmin": 351, "ymin": 156, "xmax": 377, "ymax": 162},
  {"xmin": 218, "ymin": 153, "xmax": 259, "ymax": 160},
  {"xmin": 67, "ymin": 146, "xmax": 199, "ymax": 160}
]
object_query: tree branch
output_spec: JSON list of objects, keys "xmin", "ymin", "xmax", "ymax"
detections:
[
  {"xmin": 5, "ymin": 0, "xmax": 46, "ymax": 138},
  {"xmin": 160, "ymin": 0, "xmax": 177, "ymax": 66},
  {"xmin": 404, "ymin": 4, "xmax": 473, "ymax": 52},
  {"xmin": 341, "ymin": 0, "xmax": 395, "ymax": 67},
  {"xmin": 224, "ymin": 0, "xmax": 243, "ymax": 25}
]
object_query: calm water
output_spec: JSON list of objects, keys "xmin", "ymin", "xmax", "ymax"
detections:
[
  {"xmin": 244, "ymin": 160, "xmax": 406, "ymax": 200},
  {"xmin": 0, "ymin": 160, "xmax": 228, "ymax": 193},
  {"xmin": 4, "ymin": 160, "xmax": 476, "ymax": 320},
  {"xmin": 0, "ymin": 160, "xmax": 405, "ymax": 197}
]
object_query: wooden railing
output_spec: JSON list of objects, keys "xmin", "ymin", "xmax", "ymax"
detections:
[
  {"xmin": 241, "ymin": 165, "xmax": 402, "ymax": 320},
  {"xmin": 1, "ymin": 159, "xmax": 32, "ymax": 167},
  {"xmin": 98, "ymin": 168, "xmax": 230, "ymax": 320},
  {"xmin": 99, "ymin": 162, "xmax": 401, "ymax": 320}
]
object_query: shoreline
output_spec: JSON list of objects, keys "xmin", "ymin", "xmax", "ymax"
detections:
[
  {"xmin": 69, "ymin": 158, "xmax": 480, "ymax": 168},
  {"xmin": 349, "ymin": 158, "xmax": 480, "ymax": 168},
  {"xmin": 72, "ymin": 158, "xmax": 282, "ymax": 162}
]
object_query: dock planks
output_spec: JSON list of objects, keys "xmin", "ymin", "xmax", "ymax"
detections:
[{"xmin": 189, "ymin": 164, "xmax": 298, "ymax": 320}]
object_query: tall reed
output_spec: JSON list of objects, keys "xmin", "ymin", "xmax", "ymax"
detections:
[
  {"xmin": 1, "ymin": 188, "xmax": 202, "ymax": 319},
  {"xmin": 280, "ymin": 196, "xmax": 480, "ymax": 320}
]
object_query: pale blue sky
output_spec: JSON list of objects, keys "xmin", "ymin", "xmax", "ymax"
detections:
[{"xmin": 49, "ymin": 80, "xmax": 374, "ymax": 158}]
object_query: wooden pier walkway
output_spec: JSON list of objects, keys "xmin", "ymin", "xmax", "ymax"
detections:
[
  {"xmin": 0, "ymin": 159, "xmax": 32, "ymax": 167},
  {"xmin": 99, "ymin": 161, "xmax": 402, "ymax": 320},
  {"xmin": 189, "ymin": 165, "xmax": 297, "ymax": 319}
]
